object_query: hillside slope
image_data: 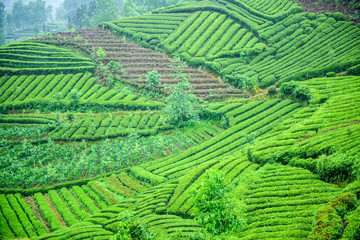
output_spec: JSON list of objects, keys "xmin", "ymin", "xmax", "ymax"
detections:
[
  {"xmin": 102, "ymin": 0, "xmax": 360, "ymax": 89},
  {"xmin": 0, "ymin": 0, "xmax": 360, "ymax": 239}
]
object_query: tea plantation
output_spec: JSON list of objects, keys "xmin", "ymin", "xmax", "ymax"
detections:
[{"xmin": 0, "ymin": 0, "xmax": 360, "ymax": 239}]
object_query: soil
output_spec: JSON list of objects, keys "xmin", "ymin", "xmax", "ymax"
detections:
[
  {"xmin": 295, "ymin": 0, "xmax": 360, "ymax": 23},
  {"xmin": 25, "ymin": 197, "xmax": 51, "ymax": 233},
  {"xmin": 43, "ymin": 195, "xmax": 67, "ymax": 227}
]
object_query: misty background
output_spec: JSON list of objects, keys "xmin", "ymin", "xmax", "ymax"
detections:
[{"xmin": 0, "ymin": 0, "xmax": 191, "ymax": 46}]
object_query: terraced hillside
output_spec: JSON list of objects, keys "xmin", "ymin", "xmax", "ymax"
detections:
[
  {"xmin": 1, "ymin": 0, "xmax": 360, "ymax": 239},
  {"xmin": 0, "ymin": 73, "xmax": 164, "ymax": 112},
  {"xmin": 0, "ymin": 42, "xmax": 95, "ymax": 75},
  {"xmin": 102, "ymin": 0, "xmax": 360, "ymax": 88},
  {"xmin": 37, "ymin": 27, "xmax": 244, "ymax": 99}
]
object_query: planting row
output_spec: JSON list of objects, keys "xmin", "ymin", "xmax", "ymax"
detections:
[
  {"xmin": 112, "ymin": 13, "xmax": 190, "ymax": 36},
  {"xmin": 253, "ymin": 76, "xmax": 360, "ymax": 162},
  {"xmin": 162, "ymin": 11, "xmax": 262, "ymax": 61},
  {"xmin": 0, "ymin": 42, "xmax": 95, "ymax": 75},
  {"xmin": 143, "ymin": 99, "xmax": 301, "ymax": 179},
  {"xmin": 238, "ymin": 164, "xmax": 341, "ymax": 239},
  {"xmin": 227, "ymin": 12, "xmax": 360, "ymax": 87},
  {"xmin": 119, "ymin": 1, "xmax": 360, "ymax": 88},
  {"xmin": 49, "ymin": 112, "xmax": 170, "ymax": 141},
  {"xmin": 0, "ymin": 125, "xmax": 220, "ymax": 188},
  {"xmin": 0, "ymin": 169, "xmax": 151, "ymax": 239},
  {"xmin": 0, "ymin": 73, "xmax": 164, "ymax": 113}
]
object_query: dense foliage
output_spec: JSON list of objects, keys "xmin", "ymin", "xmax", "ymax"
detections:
[
  {"xmin": 193, "ymin": 170, "xmax": 242, "ymax": 235},
  {"xmin": 0, "ymin": 0, "xmax": 360, "ymax": 239}
]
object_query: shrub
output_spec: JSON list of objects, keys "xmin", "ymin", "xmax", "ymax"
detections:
[
  {"xmin": 280, "ymin": 81, "xmax": 311, "ymax": 103},
  {"xmin": 145, "ymin": 70, "xmax": 162, "ymax": 88},
  {"xmin": 347, "ymin": 64, "xmax": 360, "ymax": 75},
  {"xmin": 165, "ymin": 78, "xmax": 201, "ymax": 124},
  {"xmin": 96, "ymin": 47, "xmax": 106, "ymax": 61},
  {"xmin": 316, "ymin": 153, "xmax": 359, "ymax": 183},
  {"xmin": 108, "ymin": 61, "xmax": 122, "ymax": 73},
  {"xmin": 260, "ymin": 75, "xmax": 277, "ymax": 88},
  {"xmin": 326, "ymin": 72, "xmax": 335, "ymax": 77},
  {"xmin": 110, "ymin": 211, "xmax": 156, "ymax": 240},
  {"xmin": 192, "ymin": 170, "xmax": 243, "ymax": 235},
  {"xmin": 293, "ymin": 85, "xmax": 311, "ymax": 102},
  {"xmin": 268, "ymin": 86, "xmax": 277, "ymax": 96}
]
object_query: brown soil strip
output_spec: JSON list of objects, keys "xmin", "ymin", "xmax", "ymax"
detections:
[
  {"xmin": 25, "ymin": 197, "xmax": 51, "ymax": 233},
  {"xmin": 69, "ymin": 189, "xmax": 90, "ymax": 214},
  {"xmin": 43, "ymin": 195, "xmax": 67, "ymax": 227}
]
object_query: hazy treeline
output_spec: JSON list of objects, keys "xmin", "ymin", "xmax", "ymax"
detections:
[{"xmin": 0, "ymin": 0, "xmax": 191, "ymax": 45}]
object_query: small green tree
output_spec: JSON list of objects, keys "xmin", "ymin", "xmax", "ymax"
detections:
[
  {"xmin": 69, "ymin": 90, "xmax": 81, "ymax": 100},
  {"xmin": 193, "ymin": 170, "xmax": 243, "ymax": 235},
  {"xmin": 146, "ymin": 70, "xmax": 161, "ymax": 88},
  {"xmin": 96, "ymin": 47, "xmax": 106, "ymax": 61},
  {"xmin": 110, "ymin": 211, "xmax": 155, "ymax": 240},
  {"xmin": 165, "ymin": 77, "xmax": 200, "ymax": 124},
  {"xmin": 280, "ymin": 81, "xmax": 311, "ymax": 103},
  {"xmin": 108, "ymin": 60, "xmax": 122, "ymax": 73},
  {"xmin": 268, "ymin": 86, "xmax": 277, "ymax": 96},
  {"xmin": 121, "ymin": 0, "xmax": 138, "ymax": 18}
]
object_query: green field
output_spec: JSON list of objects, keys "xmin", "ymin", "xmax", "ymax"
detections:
[{"xmin": 0, "ymin": 0, "xmax": 360, "ymax": 239}]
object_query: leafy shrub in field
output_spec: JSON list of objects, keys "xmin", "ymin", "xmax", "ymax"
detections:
[
  {"xmin": 110, "ymin": 211, "xmax": 155, "ymax": 240},
  {"xmin": 107, "ymin": 61, "xmax": 122, "ymax": 73},
  {"xmin": 308, "ymin": 193, "xmax": 357, "ymax": 240},
  {"xmin": 145, "ymin": 70, "xmax": 162, "ymax": 88},
  {"xmin": 268, "ymin": 86, "xmax": 277, "ymax": 96},
  {"xmin": 326, "ymin": 72, "xmax": 335, "ymax": 77},
  {"xmin": 316, "ymin": 153, "xmax": 359, "ymax": 183},
  {"xmin": 260, "ymin": 75, "xmax": 277, "ymax": 88},
  {"xmin": 280, "ymin": 81, "xmax": 311, "ymax": 103},
  {"xmin": 192, "ymin": 170, "xmax": 243, "ymax": 235},
  {"xmin": 96, "ymin": 47, "xmax": 106, "ymax": 61},
  {"xmin": 165, "ymin": 77, "xmax": 202, "ymax": 124},
  {"xmin": 347, "ymin": 64, "xmax": 360, "ymax": 75},
  {"xmin": 289, "ymin": 153, "xmax": 360, "ymax": 183}
]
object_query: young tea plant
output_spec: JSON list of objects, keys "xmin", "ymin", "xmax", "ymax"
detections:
[
  {"xmin": 146, "ymin": 70, "xmax": 162, "ymax": 88},
  {"xmin": 96, "ymin": 47, "xmax": 106, "ymax": 61},
  {"xmin": 192, "ymin": 170, "xmax": 243, "ymax": 235}
]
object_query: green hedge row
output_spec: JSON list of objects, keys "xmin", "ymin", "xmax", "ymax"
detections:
[
  {"xmin": 166, "ymin": 11, "xmax": 211, "ymax": 53},
  {"xmin": 34, "ymin": 193, "xmax": 64, "ymax": 231},
  {"xmin": 162, "ymin": 11, "xmax": 201, "ymax": 48},
  {"xmin": 152, "ymin": 101, "xmax": 299, "ymax": 179},
  {"xmin": 0, "ymin": 98, "xmax": 164, "ymax": 113},
  {"xmin": 197, "ymin": 19, "xmax": 236, "ymax": 57},
  {"xmin": 0, "ymin": 66, "xmax": 95, "ymax": 76},
  {"xmin": 188, "ymin": 13, "xmax": 225, "ymax": 56},
  {"xmin": 152, "ymin": 4, "xmax": 261, "ymax": 31},
  {"xmin": 81, "ymin": 185, "xmax": 107, "ymax": 209},
  {"xmin": 48, "ymin": 190, "xmax": 78, "ymax": 226},
  {"xmin": 88, "ymin": 181, "xmax": 119, "ymax": 205},
  {"xmin": 308, "ymin": 193, "xmax": 357, "ymax": 240},
  {"xmin": 100, "ymin": 22, "xmax": 166, "ymax": 44},
  {"xmin": 130, "ymin": 166, "xmax": 166, "ymax": 185},
  {"xmin": 222, "ymin": 0, "xmax": 302, "ymax": 22},
  {"xmin": 0, "ymin": 194, "xmax": 28, "ymax": 238},
  {"xmin": 117, "ymin": 173, "xmax": 147, "ymax": 192},
  {"xmin": 71, "ymin": 186, "xmax": 100, "ymax": 215},
  {"xmin": 14, "ymin": 193, "xmax": 47, "ymax": 235},
  {"xmin": 58, "ymin": 188, "xmax": 89, "ymax": 221}
]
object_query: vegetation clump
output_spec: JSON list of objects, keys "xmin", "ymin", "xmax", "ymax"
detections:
[{"xmin": 193, "ymin": 170, "xmax": 243, "ymax": 235}]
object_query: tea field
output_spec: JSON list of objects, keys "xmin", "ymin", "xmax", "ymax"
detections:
[{"xmin": 0, "ymin": 0, "xmax": 360, "ymax": 239}]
